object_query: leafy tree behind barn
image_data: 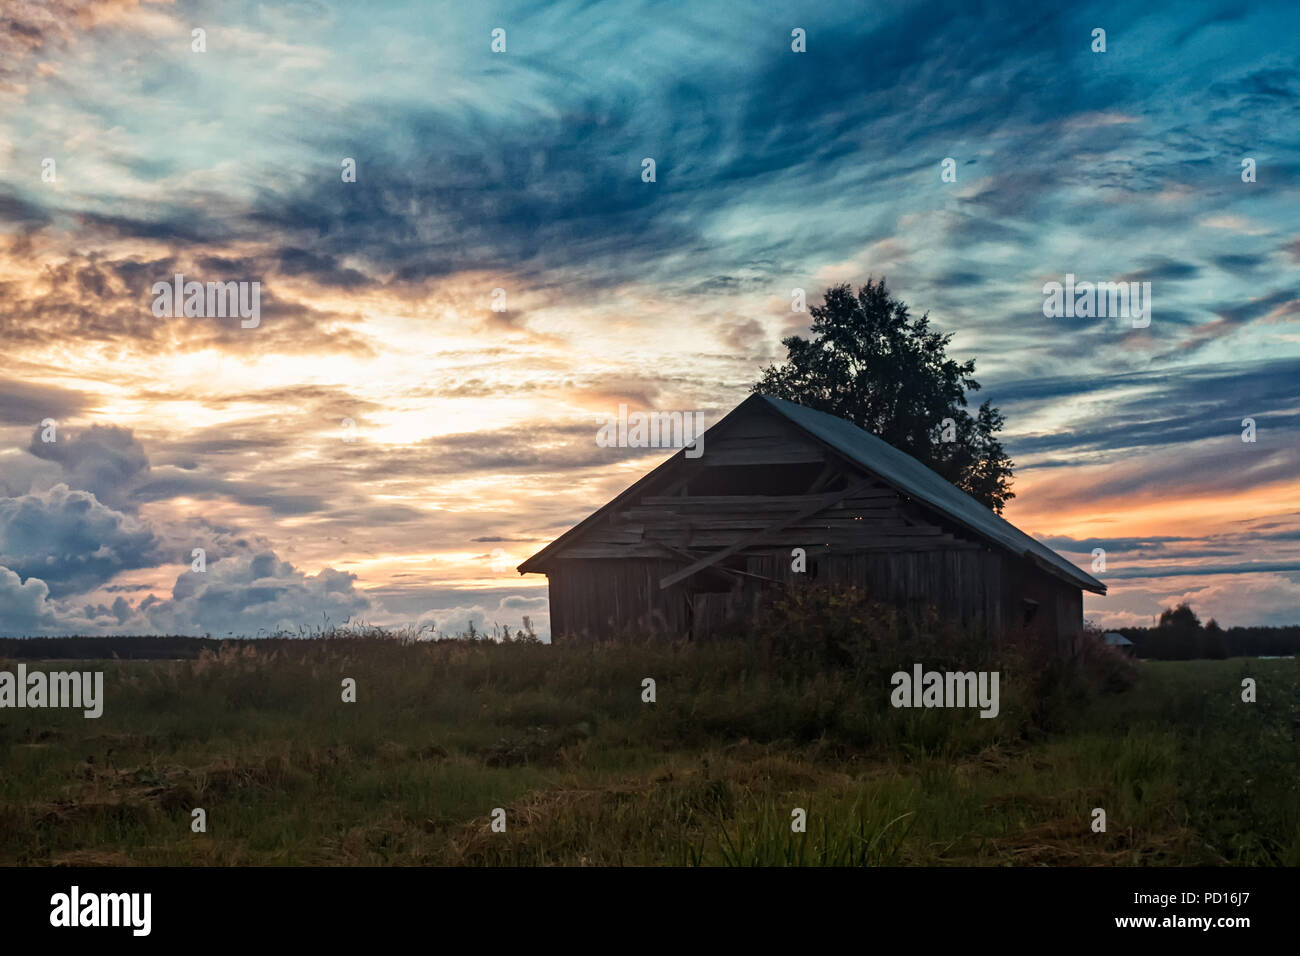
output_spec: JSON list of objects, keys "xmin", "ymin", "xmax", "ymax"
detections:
[{"xmin": 753, "ymin": 279, "xmax": 1015, "ymax": 512}]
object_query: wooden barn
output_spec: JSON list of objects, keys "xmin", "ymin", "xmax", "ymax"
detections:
[{"xmin": 518, "ymin": 394, "xmax": 1105, "ymax": 652}]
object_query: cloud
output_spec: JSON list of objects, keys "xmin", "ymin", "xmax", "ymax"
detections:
[
  {"xmin": 1002, "ymin": 357, "xmax": 1300, "ymax": 463},
  {"xmin": 132, "ymin": 470, "xmax": 328, "ymax": 516},
  {"xmin": 1210, "ymin": 253, "xmax": 1266, "ymax": 275},
  {"xmin": 0, "ymin": 565, "xmax": 59, "ymax": 634},
  {"xmin": 0, "ymin": 483, "xmax": 160, "ymax": 597},
  {"xmin": 1116, "ymin": 258, "xmax": 1201, "ymax": 283},
  {"xmin": 27, "ymin": 423, "xmax": 149, "ymax": 509},
  {"xmin": 414, "ymin": 593, "xmax": 549, "ymax": 640},
  {"xmin": 1, "ymin": 0, "xmax": 1299, "ymax": 635},
  {"xmin": 0, "ymin": 0, "xmax": 173, "ymax": 98},
  {"xmin": 0, "ymin": 543, "xmax": 381, "ymax": 637},
  {"xmin": 144, "ymin": 550, "xmax": 376, "ymax": 636},
  {"xmin": 0, "ymin": 191, "xmax": 52, "ymax": 227},
  {"xmin": 0, "ymin": 379, "xmax": 90, "ymax": 431}
]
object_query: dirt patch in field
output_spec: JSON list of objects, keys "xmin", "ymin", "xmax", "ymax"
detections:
[
  {"xmin": 954, "ymin": 745, "xmax": 1020, "ymax": 778},
  {"xmin": 36, "ymin": 798, "xmax": 154, "ymax": 830},
  {"xmin": 446, "ymin": 780, "xmax": 655, "ymax": 864},
  {"xmin": 985, "ymin": 818, "xmax": 1193, "ymax": 865},
  {"xmin": 48, "ymin": 848, "xmax": 137, "ymax": 866},
  {"xmin": 725, "ymin": 754, "xmax": 852, "ymax": 792},
  {"xmin": 480, "ymin": 724, "xmax": 592, "ymax": 768}
]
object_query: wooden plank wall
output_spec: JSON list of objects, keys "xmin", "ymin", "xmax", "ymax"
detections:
[
  {"xmin": 741, "ymin": 547, "xmax": 1005, "ymax": 637},
  {"xmin": 996, "ymin": 557, "xmax": 1086, "ymax": 655},
  {"xmin": 546, "ymin": 546, "xmax": 1085, "ymax": 650},
  {"xmin": 548, "ymin": 548, "xmax": 1012, "ymax": 644},
  {"xmin": 555, "ymin": 487, "xmax": 982, "ymax": 559},
  {"xmin": 539, "ymin": 402, "xmax": 1084, "ymax": 650},
  {"xmin": 547, "ymin": 548, "xmax": 1086, "ymax": 651},
  {"xmin": 548, "ymin": 558, "xmax": 692, "ymax": 642}
]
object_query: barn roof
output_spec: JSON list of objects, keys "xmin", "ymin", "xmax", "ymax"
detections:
[
  {"xmin": 755, "ymin": 395, "xmax": 1106, "ymax": 594},
  {"xmin": 520, "ymin": 393, "xmax": 1106, "ymax": 595}
]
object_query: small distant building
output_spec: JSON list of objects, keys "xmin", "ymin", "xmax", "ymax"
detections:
[
  {"xmin": 1103, "ymin": 632, "xmax": 1135, "ymax": 654},
  {"xmin": 520, "ymin": 394, "xmax": 1105, "ymax": 652}
]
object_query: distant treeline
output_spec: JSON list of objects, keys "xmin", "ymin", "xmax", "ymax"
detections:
[
  {"xmin": 0, "ymin": 635, "xmax": 352, "ymax": 660},
  {"xmin": 4, "ymin": 605, "xmax": 1299, "ymax": 663},
  {"xmin": 1113, "ymin": 603, "xmax": 1300, "ymax": 660}
]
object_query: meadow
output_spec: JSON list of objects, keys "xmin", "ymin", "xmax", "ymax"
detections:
[{"xmin": 0, "ymin": 625, "xmax": 1295, "ymax": 866}]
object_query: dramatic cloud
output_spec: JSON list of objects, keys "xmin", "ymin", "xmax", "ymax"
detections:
[
  {"xmin": 142, "ymin": 550, "xmax": 376, "ymax": 637},
  {"xmin": 0, "ymin": 565, "xmax": 59, "ymax": 635},
  {"xmin": 0, "ymin": 484, "xmax": 159, "ymax": 596},
  {"xmin": 0, "ymin": 0, "xmax": 1298, "ymax": 633},
  {"xmin": 28, "ymin": 424, "xmax": 149, "ymax": 509}
]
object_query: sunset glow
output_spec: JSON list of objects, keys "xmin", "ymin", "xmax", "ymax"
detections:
[{"xmin": 1, "ymin": 0, "xmax": 1298, "ymax": 638}]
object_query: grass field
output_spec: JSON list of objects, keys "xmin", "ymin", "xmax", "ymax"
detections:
[{"xmin": 1, "ymin": 637, "xmax": 1296, "ymax": 866}]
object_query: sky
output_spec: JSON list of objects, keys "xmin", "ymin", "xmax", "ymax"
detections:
[{"xmin": 1, "ymin": 0, "xmax": 1298, "ymax": 639}]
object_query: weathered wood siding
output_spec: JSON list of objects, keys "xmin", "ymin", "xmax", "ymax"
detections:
[
  {"xmin": 547, "ymin": 548, "xmax": 1080, "ymax": 649},
  {"xmin": 1000, "ymin": 558, "xmax": 1085, "ymax": 655},
  {"xmin": 555, "ymin": 486, "xmax": 977, "ymax": 560},
  {"xmin": 548, "ymin": 558, "xmax": 692, "ymax": 641},
  {"xmin": 741, "ymin": 547, "xmax": 1005, "ymax": 637},
  {"xmin": 535, "ymin": 400, "xmax": 1088, "ymax": 651}
]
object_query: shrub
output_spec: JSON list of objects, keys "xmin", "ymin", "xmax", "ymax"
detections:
[{"xmin": 743, "ymin": 584, "xmax": 990, "ymax": 679}]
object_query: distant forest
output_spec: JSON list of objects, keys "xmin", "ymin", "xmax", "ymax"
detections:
[
  {"xmin": 0, "ymin": 635, "xmax": 277, "ymax": 660},
  {"xmin": 1112, "ymin": 603, "xmax": 1300, "ymax": 660},
  {"xmin": 1, "ymin": 601, "xmax": 1297, "ymax": 662}
]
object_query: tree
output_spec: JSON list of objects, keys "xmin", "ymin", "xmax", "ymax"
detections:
[
  {"xmin": 1158, "ymin": 602, "xmax": 1201, "ymax": 631},
  {"xmin": 1156, "ymin": 601, "xmax": 1227, "ymax": 659},
  {"xmin": 753, "ymin": 279, "xmax": 1015, "ymax": 512},
  {"xmin": 1203, "ymin": 617, "xmax": 1227, "ymax": 659}
]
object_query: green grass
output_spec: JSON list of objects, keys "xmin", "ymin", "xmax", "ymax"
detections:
[{"xmin": 0, "ymin": 640, "xmax": 1294, "ymax": 865}]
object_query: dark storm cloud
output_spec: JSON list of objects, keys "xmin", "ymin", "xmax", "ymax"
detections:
[
  {"xmin": 211, "ymin": 0, "xmax": 1121, "ymax": 292},
  {"xmin": 27, "ymin": 423, "xmax": 149, "ymax": 510},
  {"xmin": 1211, "ymin": 287, "xmax": 1300, "ymax": 326},
  {"xmin": 132, "ymin": 471, "xmax": 328, "ymax": 516},
  {"xmin": 1106, "ymin": 561, "xmax": 1300, "ymax": 580},
  {"xmin": 246, "ymin": 114, "xmax": 706, "ymax": 291},
  {"xmin": 0, "ymin": 379, "xmax": 90, "ymax": 422},
  {"xmin": 274, "ymin": 249, "xmax": 371, "ymax": 288},
  {"xmin": 1013, "ymin": 409, "xmax": 1300, "ymax": 460},
  {"xmin": 0, "ymin": 191, "xmax": 52, "ymax": 227},
  {"xmin": 1209, "ymin": 253, "xmax": 1265, "ymax": 274},
  {"xmin": 1002, "ymin": 357, "xmax": 1300, "ymax": 462},
  {"xmin": 0, "ymin": 483, "xmax": 160, "ymax": 597},
  {"xmin": 77, "ymin": 210, "xmax": 239, "ymax": 247},
  {"xmin": 1117, "ymin": 258, "xmax": 1201, "ymax": 283}
]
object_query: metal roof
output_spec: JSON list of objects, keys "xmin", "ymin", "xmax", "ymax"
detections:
[{"xmin": 756, "ymin": 394, "xmax": 1106, "ymax": 594}]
